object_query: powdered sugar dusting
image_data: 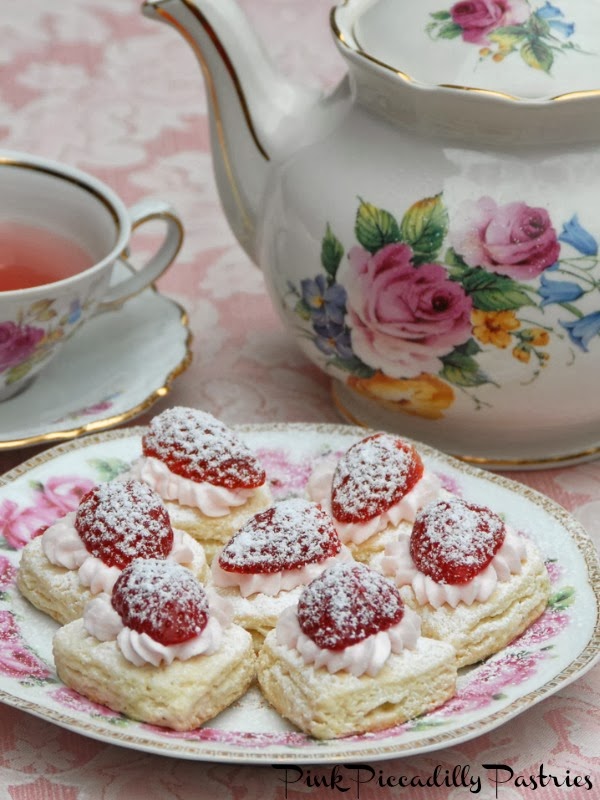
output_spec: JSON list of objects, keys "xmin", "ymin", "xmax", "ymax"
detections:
[
  {"xmin": 75, "ymin": 480, "xmax": 173, "ymax": 569},
  {"xmin": 297, "ymin": 562, "xmax": 405, "ymax": 650},
  {"xmin": 218, "ymin": 498, "xmax": 341, "ymax": 573},
  {"xmin": 410, "ymin": 498, "xmax": 506, "ymax": 584},
  {"xmin": 331, "ymin": 434, "xmax": 424, "ymax": 523},
  {"xmin": 142, "ymin": 407, "xmax": 266, "ymax": 489},
  {"xmin": 111, "ymin": 558, "xmax": 209, "ymax": 645}
]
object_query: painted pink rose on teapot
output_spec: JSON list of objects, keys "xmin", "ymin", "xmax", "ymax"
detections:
[
  {"xmin": 341, "ymin": 243, "xmax": 473, "ymax": 378},
  {"xmin": 451, "ymin": 197, "xmax": 560, "ymax": 280}
]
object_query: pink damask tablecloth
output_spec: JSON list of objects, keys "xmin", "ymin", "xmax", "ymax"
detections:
[{"xmin": 0, "ymin": 1, "xmax": 598, "ymax": 798}]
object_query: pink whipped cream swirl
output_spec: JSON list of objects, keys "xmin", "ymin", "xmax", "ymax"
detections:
[
  {"xmin": 276, "ymin": 603, "xmax": 421, "ymax": 677},
  {"xmin": 131, "ymin": 456, "xmax": 257, "ymax": 516},
  {"xmin": 84, "ymin": 590, "xmax": 233, "ymax": 667},
  {"xmin": 41, "ymin": 510, "xmax": 203, "ymax": 595},
  {"xmin": 306, "ymin": 458, "xmax": 442, "ymax": 544},
  {"xmin": 380, "ymin": 528, "xmax": 526, "ymax": 609},
  {"xmin": 211, "ymin": 545, "xmax": 354, "ymax": 598}
]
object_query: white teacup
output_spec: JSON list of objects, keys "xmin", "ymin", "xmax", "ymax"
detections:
[{"xmin": 0, "ymin": 151, "xmax": 184, "ymax": 401}]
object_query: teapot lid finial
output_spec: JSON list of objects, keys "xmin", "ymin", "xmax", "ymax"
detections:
[{"xmin": 334, "ymin": 0, "xmax": 600, "ymax": 102}]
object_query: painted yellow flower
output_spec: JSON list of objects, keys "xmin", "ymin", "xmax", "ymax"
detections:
[
  {"xmin": 512, "ymin": 344, "xmax": 531, "ymax": 363},
  {"xmin": 472, "ymin": 309, "xmax": 519, "ymax": 348},
  {"xmin": 348, "ymin": 371, "xmax": 454, "ymax": 420},
  {"xmin": 522, "ymin": 327, "xmax": 550, "ymax": 347}
]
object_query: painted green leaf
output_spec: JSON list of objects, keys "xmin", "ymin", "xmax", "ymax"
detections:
[
  {"xmin": 444, "ymin": 247, "xmax": 471, "ymax": 279},
  {"xmin": 456, "ymin": 337, "xmax": 482, "ymax": 358},
  {"xmin": 400, "ymin": 194, "xmax": 449, "ymax": 265},
  {"xmin": 294, "ymin": 299, "xmax": 312, "ymax": 321},
  {"xmin": 437, "ymin": 21, "xmax": 463, "ymax": 39},
  {"xmin": 409, "ymin": 718, "xmax": 447, "ymax": 731},
  {"xmin": 430, "ymin": 10, "xmax": 452, "ymax": 20},
  {"xmin": 321, "ymin": 224, "xmax": 344, "ymax": 279},
  {"xmin": 488, "ymin": 25, "xmax": 528, "ymax": 50},
  {"xmin": 549, "ymin": 585, "xmax": 575, "ymax": 610},
  {"xmin": 28, "ymin": 299, "xmax": 56, "ymax": 319},
  {"xmin": 328, "ymin": 355, "xmax": 375, "ymax": 378},
  {"xmin": 355, "ymin": 200, "xmax": 401, "ymax": 253},
  {"xmin": 521, "ymin": 38, "xmax": 554, "ymax": 72},
  {"xmin": 460, "ymin": 268, "xmax": 535, "ymax": 310},
  {"xmin": 5, "ymin": 359, "xmax": 35, "ymax": 384},
  {"xmin": 528, "ymin": 13, "xmax": 551, "ymax": 37},
  {"xmin": 440, "ymin": 342, "xmax": 490, "ymax": 387},
  {"xmin": 87, "ymin": 458, "xmax": 132, "ymax": 482},
  {"xmin": 34, "ymin": 308, "xmax": 58, "ymax": 322}
]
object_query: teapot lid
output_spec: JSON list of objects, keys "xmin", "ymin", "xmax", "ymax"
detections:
[{"xmin": 335, "ymin": 0, "xmax": 600, "ymax": 101}]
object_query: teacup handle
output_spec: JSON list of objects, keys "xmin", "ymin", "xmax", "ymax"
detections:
[{"xmin": 95, "ymin": 198, "xmax": 184, "ymax": 314}]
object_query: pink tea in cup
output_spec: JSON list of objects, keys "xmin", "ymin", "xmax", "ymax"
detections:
[{"xmin": 0, "ymin": 221, "xmax": 94, "ymax": 291}]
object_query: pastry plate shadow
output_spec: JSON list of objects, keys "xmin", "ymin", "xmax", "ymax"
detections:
[{"xmin": 0, "ymin": 423, "xmax": 598, "ymax": 764}]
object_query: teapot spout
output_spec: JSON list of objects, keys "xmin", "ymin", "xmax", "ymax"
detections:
[{"xmin": 142, "ymin": 0, "xmax": 319, "ymax": 263}]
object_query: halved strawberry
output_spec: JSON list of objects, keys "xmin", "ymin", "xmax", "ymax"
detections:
[
  {"xmin": 410, "ymin": 498, "xmax": 506, "ymax": 585},
  {"xmin": 142, "ymin": 406, "xmax": 265, "ymax": 489},
  {"xmin": 218, "ymin": 498, "xmax": 341, "ymax": 573},
  {"xmin": 75, "ymin": 480, "xmax": 173, "ymax": 570},
  {"xmin": 331, "ymin": 433, "xmax": 424, "ymax": 523},
  {"xmin": 111, "ymin": 558, "xmax": 209, "ymax": 645},
  {"xmin": 297, "ymin": 562, "xmax": 404, "ymax": 650}
]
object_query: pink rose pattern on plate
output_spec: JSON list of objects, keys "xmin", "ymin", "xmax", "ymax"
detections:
[
  {"xmin": 0, "ymin": 475, "xmax": 96, "ymax": 549},
  {"xmin": 0, "ymin": 457, "xmax": 129, "ymax": 550},
  {"xmin": 49, "ymin": 687, "xmax": 126, "ymax": 723},
  {"xmin": 0, "ymin": 610, "xmax": 51, "ymax": 682},
  {"xmin": 0, "ymin": 459, "xmax": 135, "ymax": 690},
  {"xmin": 253, "ymin": 447, "xmax": 314, "ymax": 500},
  {"xmin": 426, "ymin": 1, "xmax": 582, "ymax": 73},
  {"xmin": 0, "ymin": 444, "xmax": 575, "ymax": 747},
  {"xmin": 289, "ymin": 194, "xmax": 600, "ymax": 418}
]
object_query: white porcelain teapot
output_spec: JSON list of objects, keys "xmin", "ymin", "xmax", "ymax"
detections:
[{"xmin": 142, "ymin": 0, "xmax": 600, "ymax": 468}]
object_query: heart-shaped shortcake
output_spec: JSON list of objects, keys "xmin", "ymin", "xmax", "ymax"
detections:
[
  {"xmin": 217, "ymin": 498, "xmax": 341, "ymax": 574},
  {"xmin": 112, "ymin": 558, "xmax": 209, "ymax": 645},
  {"xmin": 331, "ymin": 433, "xmax": 424, "ymax": 523},
  {"xmin": 142, "ymin": 406, "xmax": 266, "ymax": 489},
  {"xmin": 296, "ymin": 562, "xmax": 405, "ymax": 650},
  {"xmin": 75, "ymin": 480, "xmax": 174, "ymax": 570},
  {"xmin": 410, "ymin": 497, "xmax": 506, "ymax": 584}
]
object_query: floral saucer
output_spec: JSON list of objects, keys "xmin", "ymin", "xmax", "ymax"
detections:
[
  {"xmin": 0, "ymin": 423, "xmax": 597, "ymax": 763},
  {"xmin": 0, "ymin": 273, "xmax": 191, "ymax": 450}
]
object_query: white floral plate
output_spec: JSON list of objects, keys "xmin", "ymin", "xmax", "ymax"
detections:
[
  {"xmin": 0, "ymin": 264, "xmax": 191, "ymax": 450},
  {"xmin": 0, "ymin": 423, "xmax": 598, "ymax": 764}
]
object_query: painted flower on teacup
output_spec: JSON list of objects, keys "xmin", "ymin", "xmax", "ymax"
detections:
[
  {"xmin": 0, "ymin": 321, "xmax": 44, "ymax": 373},
  {"xmin": 450, "ymin": 196, "xmax": 560, "ymax": 280},
  {"xmin": 340, "ymin": 242, "xmax": 473, "ymax": 377},
  {"xmin": 288, "ymin": 193, "xmax": 600, "ymax": 418},
  {"xmin": 0, "ymin": 296, "xmax": 88, "ymax": 396}
]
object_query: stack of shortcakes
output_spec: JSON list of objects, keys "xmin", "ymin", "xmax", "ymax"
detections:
[{"xmin": 16, "ymin": 406, "xmax": 551, "ymax": 739}]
